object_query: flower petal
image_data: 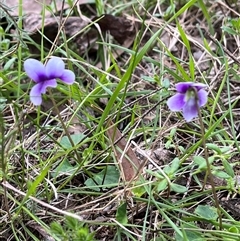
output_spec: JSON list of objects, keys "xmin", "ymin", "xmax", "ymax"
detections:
[
  {"xmin": 30, "ymin": 83, "xmax": 43, "ymax": 105},
  {"xmin": 59, "ymin": 70, "xmax": 75, "ymax": 84},
  {"xmin": 198, "ymin": 89, "xmax": 208, "ymax": 107},
  {"xmin": 182, "ymin": 97, "xmax": 198, "ymax": 122},
  {"xmin": 192, "ymin": 83, "xmax": 207, "ymax": 91},
  {"xmin": 175, "ymin": 82, "xmax": 194, "ymax": 93},
  {"xmin": 46, "ymin": 57, "xmax": 65, "ymax": 79},
  {"xmin": 24, "ymin": 59, "xmax": 47, "ymax": 83},
  {"xmin": 40, "ymin": 79, "xmax": 57, "ymax": 94},
  {"xmin": 176, "ymin": 82, "xmax": 207, "ymax": 93},
  {"xmin": 29, "ymin": 79, "xmax": 57, "ymax": 105},
  {"xmin": 167, "ymin": 93, "xmax": 185, "ymax": 111}
]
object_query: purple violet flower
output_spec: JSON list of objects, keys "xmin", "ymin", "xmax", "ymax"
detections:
[
  {"xmin": 167, "ymin": 82, "xmax": 208, "ymax": 122},
  {"xmin": 24, "ymin": 57, "xmax": 75, "ymax": 106}
]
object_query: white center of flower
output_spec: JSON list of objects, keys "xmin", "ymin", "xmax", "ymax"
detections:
[{"xmin": 184, "ymin": 89, "xmax": 196, "ymax": 104}]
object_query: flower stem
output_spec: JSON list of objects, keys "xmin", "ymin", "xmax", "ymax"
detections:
[
  {"xmin": 198, "ymin": 109, "xmax": 222, "ymax": 230},
  {"xmin": 48, "ymin": 90, "xmax": 82, "ymax": 163}
]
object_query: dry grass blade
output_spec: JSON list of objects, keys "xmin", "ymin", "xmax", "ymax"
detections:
[{"xmin": 2, "ymin": 181, "xmax": 84, "ymax": 221}]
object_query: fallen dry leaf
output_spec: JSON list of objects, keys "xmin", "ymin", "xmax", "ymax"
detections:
[
  {"xmin": 23, "ymin": 14, "xmax": 90, "ymax": 54},
  {"xmin": 22, "ymin": 13, "xmax": 135, "ymax": 54},
  {"xmin": 93, "ymin": 14, "xmax": 135, "ymax": 44},
  {"xmin": 106, "ymin": 121, "xmax": 141, "ymax": 182},
  {"xmin": 1, "ymin": 0, "xmax": 68, "ymax": 17},
  {"xmin": 0, "ymin": 0, "xmax": 94, "ymax": 17}
]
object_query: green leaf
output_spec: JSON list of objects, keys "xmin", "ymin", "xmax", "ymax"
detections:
[
  {"xmin": 4, "ymin": 57, "xmax": 16, "ymax": 71},
  {"xmin": 165, "ymin": 140, "xmax": 172, "ymax": 149},
  {"xmin": 0, "ymin": 97, "xmax": 7, "ymax": 111},
  {"xmin": 219, "ymin": 146, "xmax": 231, "ymax": 153},
  {"xmin": 193, "ymin": 156, "xmax": 214, "ymax": 170},
  {"xmin": 76, "ymin": 227, "xmax": 91, "ymax": 241},
  {"xmin": 193, "ymin": 156, "xmax": 206, "ymax": 167},
  {"xmin": 65, "ymin": 215, "xmax": 80, "ymax": 230},
  {"xmin": 116, "ymin": 202, "xmax": 128, "ymax": 225},
  {"xmin": 50, "ymin": 221, "xmax": 64, "ymax": 235},
  {"xmin": 170, "ymin": 158, "xmax": 180, "ymax": 174},
  {"xmin": 176, "ymin": 222, "xmax": 205, "ymax": 241},
  {"xmin": 84, "ymin": 179, "xmax": 99, "ymax": 191},
  {"xmin": 157, "ymin": 179, "xmax": 168, "ymax": 192},
  {"xmin": 85, "ymin": 166, "xmax": 120, "ymax": 191},
  {"xmin": 146, "ymin": 169, "xmax": 164, "ymax": 179},
  {"xmin": 164, "ymin": 4, "xmax": 176, "ymax": 19},
  {"xmin": 212, "ymin": 170, "xmax": 230, "ymax": 179},
  {"xmin": 222, "ymin": 159, "xmax": 235, "ymax": 178},
  {"xmin": 231, "ymin": 18, "xmax": 240, "ymax": 30},
  {"xmin": 60, "ymin": 133, "xmax": 85, "ymax": 149},
  {"xmin": 162, "ymin": 78, "xmax": 170, "ymax": 89},
  {"xmin": 141, "ymin": 75, "xmax": 155, "ymax": 83},
  {"xmin": 176, "ymin": 230, "xmax": 204, "ymax": 241},
  {"xmin": 51, "ymin": 159, "xmax": 77, "ymax": 178},
  {"xmin": 132, "ymin": 180, "xmax": 147, "ymax": 197},
  {"xmin": 170, "ymin": 183, "xmax": 187, "ymax": 193},
  {"xmin": 222, "ymin": 26, "xmax": 237, "ymax": 35},
  {"xmin": 206, "ymin": 143, "xmax": 222, "ymax": 154},
  {"xmin": 228, "ymin": 226, "xmax": 239, "ymax": 234},
  {"xmin": 194, "ymin": 205, "xmax": 218, "ymax": 221}
]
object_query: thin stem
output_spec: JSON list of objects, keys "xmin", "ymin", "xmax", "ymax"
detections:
[
  {"xmin": 0, "ymin": 110, "xmax": 11, "ymax": 218},
  {"xmin": 48, "ymin": 90, "xmax": 82, "ymax": 164},
  {"xmin": 198, "ymin": 109, "xmax": 222, "ymax": 230}
]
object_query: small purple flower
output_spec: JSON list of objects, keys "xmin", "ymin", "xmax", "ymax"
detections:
[
  {"xmin": 24, "ymin": 57, "xmax": 75, "ymax": 105},
  {"xmin": 167, "ymin": 82, "xmax": 208, "ymax": 122}
]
